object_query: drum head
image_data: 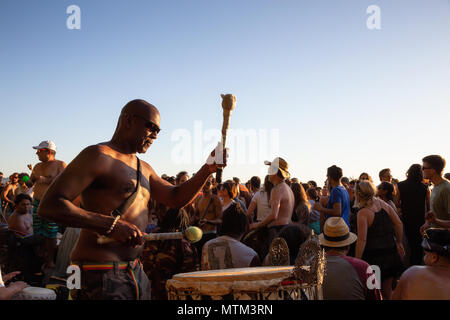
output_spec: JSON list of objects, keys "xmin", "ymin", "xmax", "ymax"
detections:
[
  {"xmin": 13, "ymin": 286, "xmax": 57, "ymax": 300},
  {"xmin": 172, "ymin": 266, "xmax": 293, "ymax": 282}
]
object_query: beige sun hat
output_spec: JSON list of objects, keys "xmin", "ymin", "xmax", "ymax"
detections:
[{"xmin": 318, "ymin": 217, "xmax": 357, "ymax": 247}]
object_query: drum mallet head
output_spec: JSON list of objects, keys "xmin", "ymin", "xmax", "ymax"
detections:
[{"xmin": 184, "ymin": 226, "xmax": 203, "ymax": 243}]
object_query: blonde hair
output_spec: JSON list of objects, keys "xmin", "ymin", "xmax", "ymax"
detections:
[{"xmin": 355, "ymin": 180, "xmax": 377, "ymax": 208}]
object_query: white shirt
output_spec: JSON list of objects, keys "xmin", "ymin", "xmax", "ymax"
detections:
[
  {"xmin": 201, "ymin": 235, "xmax": 258, "ymax": 270},
  {"xmin": 251, "ymin": 191, "xmax": 271, "ymax": 222}
]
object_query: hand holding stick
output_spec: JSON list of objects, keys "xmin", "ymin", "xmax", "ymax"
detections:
[{"xmin": 97, "ymin": 226, "xmax": 203, "ymax": 245}]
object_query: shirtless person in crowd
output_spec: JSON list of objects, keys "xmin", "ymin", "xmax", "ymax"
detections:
[
  {"xmin": 7, "ymin": 194, "xmax": 33, "ymax": 237},
  {"xmin": 250, "ymin": 157, "xmax": 294, "ymax": 231},
  {"xmin": 38, "ymin": 99, "xmax": 226, "ymax": 300},
  {"xmin": 30, "ymin": 140, "xmax": 66, "ymax": 269},
  {"xmin": 392, "ymin": 228, "xmax": 450, "ymax": 300},
  {"xmin": 249, "ymin": 157, "xmax": 294, "ymax": 257},
  {"xmin": 194, "ymin": 177, "xmax": 222, "ymax": 234},
  {"xmin": 1, "ymin": 173, "xmax": 19, "ymax": 216}
]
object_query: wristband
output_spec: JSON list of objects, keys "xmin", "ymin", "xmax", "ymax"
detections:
[{"xmin": 106, "ymin": 215, "xmax": 120, "ymax": 235}]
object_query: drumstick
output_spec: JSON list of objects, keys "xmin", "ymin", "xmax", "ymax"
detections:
[
  {"xmin": 96, "ymin": 226, "xmax": 203, "ymax": 245},
  {"xmin": 216, "ymin": 94, "xmax": 236, "ymax": 183}
]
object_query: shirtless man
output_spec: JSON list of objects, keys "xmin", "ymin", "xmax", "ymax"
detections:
[
  {"xmin": 7, "ymin": 194, "xmax": 33, "ymax": 237},
  {"xmin": 250, "ymin": 157, "xmax": 294, "ymax": 231},
  {"xmin": 30, "ymin": 140, "xmax": 66, "ymax": 269},
  {"xmin": 192, "ymin": 177, "xmax": 222, "ymax": 264},
  {"xmin": 392, "ymin": 228, "xmax": 450, "ymax": 300},
  {"xmin": 1, "ymin": 173, "xmax": 19, "ymax": 216},
  {"xmin": 194, "ymin": 178, "xmax": 222, "ymax": 234},
  {"xmin": 249, "ymin": 157, "xmax": 294, "ymax": 259},
  {"xmin": 37, "ymin": 99, "xmax": 226, "ymax": 300}
]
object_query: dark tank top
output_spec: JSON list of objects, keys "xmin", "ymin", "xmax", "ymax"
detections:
[
  {"xmin": 365, "ymin": 207, "xmax": 396, "ymax": 252},
  {"xmin": 397, "ymin": 180, "xmax": 427, "ymax": 227}
]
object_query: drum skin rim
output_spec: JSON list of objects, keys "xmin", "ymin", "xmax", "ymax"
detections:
[{"xmin": 172, "ymin": 266, "xmax": 294, "ymax": 282}]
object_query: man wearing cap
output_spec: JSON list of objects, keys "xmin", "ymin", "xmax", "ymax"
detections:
[
  {"xmin": 392, "ymin": 228, "xmax": 450, "ymax": 300},
  {"xmin": 30, "ymin": 140, "xmax": 67, "ymax": 269},
  {"xmin": 249, "ymin": 157, "xmax": 295, "ymax": 256},
  {"xmin": 320, "ymin": 217, "xmax": 382, "ymax": 300},
  {"xmin": 37, "ymin": 99, "xmax": 227, "ymax": 300}
]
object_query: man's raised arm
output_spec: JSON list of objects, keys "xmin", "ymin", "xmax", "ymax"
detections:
[{"xmin": 150, "ymin": 148, "xmax": 226, "ymax": 209}]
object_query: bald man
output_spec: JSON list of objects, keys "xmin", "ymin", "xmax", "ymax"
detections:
[{"xmin": 38, "ymin": 99, "xmax": 226, "ymax": 300}]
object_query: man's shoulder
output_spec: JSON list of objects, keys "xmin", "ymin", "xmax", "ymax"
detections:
[
  {"xmin": 329, "ymin": 186, "xmax": 347, "ymax": 201},
  {"xmin": 441, "ymin": 179, "xmax": 450, "ymax": 191},
  {"xmin": 32, "ymin": 161, "xmax": 43, "ymax": 171},
  {"xmin": 48, "ymin": 159, "xmax": 66, "ymax": 168},
  {"xmin": 78, "ymin": 144, "xmax": 111, "ymax": 158},
  {"xmin": 400, "ymin": 265, "xmax": 428, "ymax": 279},
  {"xmin": 76, "ymin": 144, "xmax": 127, "ymax": 164},
  {"xmin": 340, "ymin": 255, "xmax": 370, "ymax": 268}
]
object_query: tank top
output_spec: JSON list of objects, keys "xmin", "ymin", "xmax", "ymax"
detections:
[{"xmin": 365, "ymin": 207, "xmax": 396, "ymax": 252}]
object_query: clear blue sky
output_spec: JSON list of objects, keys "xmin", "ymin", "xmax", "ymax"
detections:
[{"xmin": 1, "ymin": 0, "xmax": 449, "ymax": 185}]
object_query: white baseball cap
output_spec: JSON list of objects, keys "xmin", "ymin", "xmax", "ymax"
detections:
[
  {"xmin": 32, "ymin": 140, "xmax": 57, "ymax": 151},
  {"xmin": 264, "ymin": 157, "xmax": 290, "ymax": 178}
]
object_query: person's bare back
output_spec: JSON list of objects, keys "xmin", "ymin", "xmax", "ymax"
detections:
[
  {"xmin": 268, "ymin": 182, "xmax": 294, "ymax": 227},
  {"xmin": 392, "ymin": 265, "xmax": 450, "ymax": 300}
]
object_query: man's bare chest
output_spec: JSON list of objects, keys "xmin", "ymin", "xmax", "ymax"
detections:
[
  {"xmin": 89, "ymin": 163, "xmax": 151, "ymax": 201},
  {"xmin": 36, "ymin": 162, "xmax": 61, "ymax": 178}
]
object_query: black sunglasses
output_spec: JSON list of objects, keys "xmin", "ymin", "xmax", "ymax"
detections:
[{"xmin": 131, "ymin": 114, "xmax": 161, "ymax": 134}]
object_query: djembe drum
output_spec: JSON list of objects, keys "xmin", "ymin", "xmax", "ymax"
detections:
[
  {"xmin": 12, "ymin": 286, "xmax": 57, "ymax": 300},
  {"xmin": 166, "ymin": 266, "xmax": 321, "ymax": 300}
]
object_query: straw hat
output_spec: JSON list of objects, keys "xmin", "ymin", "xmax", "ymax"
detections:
[{"xmin": 318, "ymin": 217, "xmax": 357, "ymax": 247}]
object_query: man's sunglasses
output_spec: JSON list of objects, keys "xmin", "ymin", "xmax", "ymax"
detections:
[{"xmin": 131, "ymin": 114, "xmax": 161, "ymax": 134}]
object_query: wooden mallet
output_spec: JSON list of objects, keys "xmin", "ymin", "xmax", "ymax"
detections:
[
  {"xmin": 96, "ymin": 226, "xmax": 203, "ymax": 245},
  {"xmin": 216, "ymin": 93, "xmax": 236, "ymax": 183}
]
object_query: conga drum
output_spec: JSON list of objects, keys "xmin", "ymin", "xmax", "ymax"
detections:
[
  {"xmin": 166, "ymin": 266, "xmax": 322, "ymax": 300},
  {"xmin": 12, "ymin": 286, "xmax": 57, "ymax": 300}
]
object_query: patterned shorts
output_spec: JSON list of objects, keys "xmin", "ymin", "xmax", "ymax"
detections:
[{"xmin": 32, "ymin": 199, "xmax": 59, "ymax": 239}]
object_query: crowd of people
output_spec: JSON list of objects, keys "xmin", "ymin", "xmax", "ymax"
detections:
[{"xmin": 1, "ymin": 99, "xmax": 449, "ymax": 301}]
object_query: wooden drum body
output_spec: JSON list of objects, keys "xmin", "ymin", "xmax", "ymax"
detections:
[{"xmin": 166, "ymin": 266, "xmax": 322, "ymax": 300}]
